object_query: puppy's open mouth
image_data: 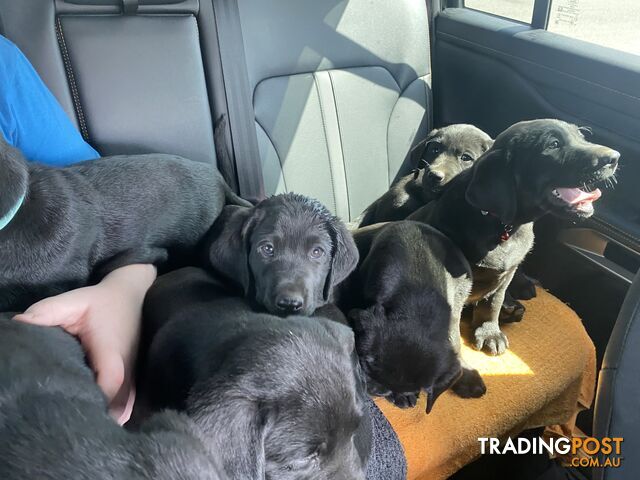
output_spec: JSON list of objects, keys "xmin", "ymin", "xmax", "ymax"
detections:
[
  {"xmin": 547, "ymin": 165, "xmax": 616, "ymax": 218},
  {"xmin": 550, "ymin": 186, "xmax": 602, "ymax": 217}
]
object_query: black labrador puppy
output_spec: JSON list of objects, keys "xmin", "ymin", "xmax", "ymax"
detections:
[
  {"xmin": 0, "ymin": 135, "xmax": 249, "ymax": 311},
  {"xmin": 409, "ymin": 119, "xmax": 619, "ymax": 355},
  {"xmin": 139, "ymin": 267, "xmax": 368, "ymax": 480},
  {"xmin": 343, "ymin": 221, "xmax": 485, "ymax": 407},
  {"xmin": 202, "ymin": 193, "xmax": 359, "ymax": 316},
  {"xmin": 357, "ymin": 124, "xmax": 493, "ymax": 227},
  {"xmin": 0, "ymin": 314, "xmax": 222, "ymax": 480},
  {"xmin": 354, "ymin": 125, "xmax": 530, "ymax": 321}
]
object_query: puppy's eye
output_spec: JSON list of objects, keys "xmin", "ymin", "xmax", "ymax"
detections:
[
  {"xmin": 548, "ymin": 139, "xmax": 561, "ymax": 149},
  {"xmin": 259, "ymin": 243, "xmax": 274, "ymax": 257},
  {"xmin": 461, "ymin": 153, "xmax": 473, "ymax": 162},
  {"xmin": 431, "ymin": 144, "xmax": 440, "ymax": 154},
  {"xmin": 310, "ymin": 246, "xmax": 325, "ymax": 259}
]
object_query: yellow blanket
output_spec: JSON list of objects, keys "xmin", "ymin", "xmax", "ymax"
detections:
[{"xmin": 376, "ymin": 288, "xmax": 596, "ymax": 480}]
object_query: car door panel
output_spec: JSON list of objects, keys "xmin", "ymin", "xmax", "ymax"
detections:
[
  {"xmin": 432, "ymin": 7, "xmax": 639, "ymax": 409},
  {"xmin": 434, "ymin": 8, "xmax": 640, "ymax": 263}
]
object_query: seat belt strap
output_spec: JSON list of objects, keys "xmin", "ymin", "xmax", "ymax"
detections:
[{"xmin": 211, "ymin": 0, "xmax": 265, "ymax": 202}]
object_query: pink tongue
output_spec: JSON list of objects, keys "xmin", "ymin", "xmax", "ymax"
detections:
[{"xmin": 556, "ymin": 187, "xmax": 602, "ymax": 205}]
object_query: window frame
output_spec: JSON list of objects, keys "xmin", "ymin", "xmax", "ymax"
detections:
[
  {"xmin": 455, "ymin": 0, "xmax": 552, "ymax": 28},
  {"xmin": 454, "ymin": 0, "xmax": 640, "ymax": 61}
]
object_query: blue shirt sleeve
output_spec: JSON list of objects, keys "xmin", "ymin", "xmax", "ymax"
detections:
[{"xmin": 0, "ymin": 35, "xmax": 99, "ymax": 166}]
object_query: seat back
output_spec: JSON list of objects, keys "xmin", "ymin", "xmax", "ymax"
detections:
[
  {"xmin": 235, "ymin": 0, "xmax": 432, "ymax": 220},
  {"xmin": 2, "ymin": 0, "xmax": 433, "ymax": 219},
  {"xmin": 0, "ymin": 0, "xmax": 221, "ymax": 169},
  {"xmin": 593, "ymin": 272, "xmax": 640, "ymax": 479}
]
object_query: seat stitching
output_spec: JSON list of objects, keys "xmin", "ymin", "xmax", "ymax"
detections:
[
  {"xmin": 313, "ymin": 73, "xmax": 338, "ymax": 214},
  {"xmin": 385, "ymin": 96, "xmax": 395, "ymax": 188},
  {"xmin": 327, "ymin": 70, "xmax": 351, "ymax": 220},
  {"xmin": 385, "ymin": 74, "xmax": 431, "ymax": 185},
  {"xmin": 55, "ymin": 18, "xmax": 89, "ymax": 141},
  {"xmin": 254, "ymin": 118, "xmax": 287, "ymax": 192},
  {"xmin": 55, "ymin": 17, "xmax": 89, "ymax": 142},
  {"xmin": 254, "ymin": 65, "xmax": 404, "ymax": 100}
]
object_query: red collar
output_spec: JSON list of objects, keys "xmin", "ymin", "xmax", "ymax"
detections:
[{"xmin": 481, "ymin": 210, "xmax": 514, "ymax": 242}]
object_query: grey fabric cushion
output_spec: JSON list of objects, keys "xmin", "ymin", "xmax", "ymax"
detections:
[
  {"xmin": 237, "ymin": 0, "xmax": 432, "ymax": 220},
  {"xmin": 365, "ymin": 397, "xmax": 407, "ymax": 480}
]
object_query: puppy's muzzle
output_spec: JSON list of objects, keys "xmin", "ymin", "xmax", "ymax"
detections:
[
  {"xmin": 596, "ymin": 149, "xmax": 619, "ymax": 169},
  {"xmin": 584, "ymin": 146, "xmax": 620, "ymax": 172},
  {"xmin": 427, "ymin": 170, "xmax": 444, "ymax": 184},
  {"xmin": 274, "ymin": 289, "xmax": 304, "ymax": 313}
]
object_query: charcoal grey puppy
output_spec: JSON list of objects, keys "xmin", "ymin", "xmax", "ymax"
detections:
[
  {"xmin": 202, "ymin": 193, "xmax": 358, "ymax": 315},
  {"xmin": 0, "ymin": 135, "xmax": 249, "ymax": 311},
  {"xmin": 342, "ymin": 221, "xmax": 486, "ymax": 404},
  {"xmin": 140, "ymin": 267, "xmax": 368, "ymax": 480},
  {"xmin": 0, "ymin": 314, "xmax": 222, "ymax": 480},
  {"xmin": 409, "ymin": 119, "xmax": 619, "ymax": 355},
  {"xmin": 357, "ymin": 124, "xmax": 492, "ymax": 227}
]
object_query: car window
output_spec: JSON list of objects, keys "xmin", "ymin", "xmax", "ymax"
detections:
[
  {"xmin": 464, "ymin": 0, "xmax": 535, "ymax": 24},
  {"xmin": 548, "ymin": 0, "xmax": 640, "ymax": 57},
  {"xmin": 463, "ymin": 0, "xmax": 640, "ymax": 57}
]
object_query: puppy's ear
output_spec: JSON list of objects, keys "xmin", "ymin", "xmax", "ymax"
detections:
[
  {"xmin": 482, "ymin": 138, "xmax": 494, "ymax": 152},
  {"xmin": 348, "ymin": 305, "xmax": 384, "ymax": 329},
  {"xmin": 425, "ymin": 354, "xmax": 462, "ymax": 414},
  {"xmin": 412, "ymin": 128, "xmax": 440, "ymax": 168},
  {"xmin": 188, "ymin": 388, "xmax": 267, "ymax": 480},
  {"xmin": 465, "ymin": 149, "xmax": 517, "ymax": 224},
  {"xmin": 323, "ymin": 220, "xmax": 359, "ymax": 301},
  {"xmin": 202, "ymin": 205, "xmax": 263, "ymax": 295},
  {"xmin": 348, "ymin": 305, "xmax": 384, "ymax": 353}
]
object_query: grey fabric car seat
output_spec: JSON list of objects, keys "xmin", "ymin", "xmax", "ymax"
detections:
[
  {"xmin": 593, "ymin": 271, "xmax": 640, "ymax": 479},
  {"xmin": 233, "ymin": 0, "xmax": 433, "ymax": 220}
]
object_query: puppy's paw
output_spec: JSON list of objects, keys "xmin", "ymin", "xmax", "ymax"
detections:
[
  {"xmin": 474, "ymin": 324, "xmax": 509, "ymax": 355},
  {"xmin": 386, "ymin": 392, "xmax": 419, "ymax": 409},
  {"xmin": 508, "ymin": 274, "xmax": 538, "ymax": 300},
  {"xmin": 452, "ymin": 368, "xmax": 486, "ymax": 398},
  {"xmin": 500, "ymin": 298, "xmax": 525, "ymax": 323}
]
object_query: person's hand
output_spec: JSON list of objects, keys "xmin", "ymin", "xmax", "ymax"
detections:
[{"xmin": 13, "ymin": 264, "xmax": 157, "ymax": 424}]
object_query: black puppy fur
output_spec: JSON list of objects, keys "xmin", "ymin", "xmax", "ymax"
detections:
[
  {"xmin": 0, "ymin": 314, "xmax": 222, "ymax": 479},
  {"xmin": 202, "ymin": 193, "xmax": 359, "ymax": 316},
  {"xmin": 355, "ymin": 124, "xmax": 532, "ymax": 321},
  {"xmin": 139, "ymin": 267, "xmax": 368, "ymax": 480},
  {"xmin": 343, "ymin": 221, "xmax": 486, "ymax": 405},
  {"xmin": 0, "ymin": 136, "xmax": 249, "ymax": 312},
  {"xmin": 357, "ymin": 124, "xmax": 492, "ymax": 227},
  {"xmin": 409, "ymin": 119, "xmax": 619, "ymax": 355}
]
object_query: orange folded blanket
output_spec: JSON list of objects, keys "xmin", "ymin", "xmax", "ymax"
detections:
[{"xmin": 376, "ymin": 288, "xmax": 596, "ymax": 480}]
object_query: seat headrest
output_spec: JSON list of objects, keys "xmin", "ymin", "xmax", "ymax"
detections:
[{"xmin": 57, "ymin": 0, "xmax": 198, "ymax": 15}]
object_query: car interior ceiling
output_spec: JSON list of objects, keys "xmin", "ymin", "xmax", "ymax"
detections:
[{"xmin": 0, "ymin": 0, "xmax": 638, "ymax": 478}]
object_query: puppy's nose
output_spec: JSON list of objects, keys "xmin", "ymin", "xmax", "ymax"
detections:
[
  {"xmin": 275, "ymin": 295, "xmax": 304, "ymax": 312},
  {"xmin": 428, "ymin": 170, "xmax": 444, "ymax": 183},
  {"xmin": 596, "ymin": 149, "xmax": 620, "ymax": 168}
]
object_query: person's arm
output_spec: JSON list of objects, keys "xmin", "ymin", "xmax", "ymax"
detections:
[
  {"xmin": 2, "ymin": 36, "xmax": 153, "ymax": 424},
  {"xmin": 0, "ymin": 35, "xmax": 99, "ymax": 164},
  {"xmin": 14, "ymin": 264, "xmax": 157, "ymax": 424}
]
